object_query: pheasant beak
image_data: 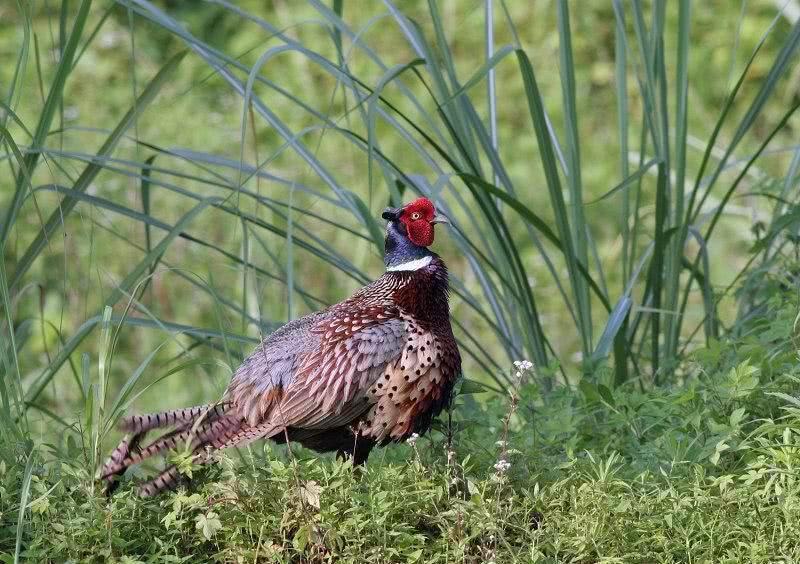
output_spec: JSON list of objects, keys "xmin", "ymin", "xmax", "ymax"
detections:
[{"xmin": 431, "ymin": 214, "xmax": 450, "ymax": 226}]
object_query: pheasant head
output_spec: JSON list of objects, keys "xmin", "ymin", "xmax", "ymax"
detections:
[{"xmin": 382, "ymin": 197, "xmax": 448, "ymax": 271}]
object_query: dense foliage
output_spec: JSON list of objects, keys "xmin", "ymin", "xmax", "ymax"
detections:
[{"xmin": 4, "ymin": 274, "xmax": 800, "ymax": 561}]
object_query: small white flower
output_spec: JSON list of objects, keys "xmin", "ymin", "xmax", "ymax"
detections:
[
  {"xmin": 495, "ymin": 440, "xmax": 508, "ymax": 448},
  {"xmin": 493, "ymin": 459, "xmax": 511, "ymax": 473},
  {"xmin": 407, "ymin": 433, "xmax": 420, "ymax": 446}
]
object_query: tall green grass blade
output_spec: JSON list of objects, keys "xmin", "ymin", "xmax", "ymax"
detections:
[
  {"xmin": 3, "ymin": 0, "xmax": 30, "ymax": 127},
  {"xmin": 557, "ymin": 0, "xmax": 592, "ymax": 351},
  {"xmin": 443, "ymin": 46, "xmax": 515, "ymax": 108},
  {"xmin": 9, "ymin": 50, "xmax": 187, "ymax": 291},
  {"xmin": 0, "ymin": 126, "xmax": 36, "ymax": 248},
  {"xmin": 663, "ymin": 0, "xmax": 691, "ymax": 367},
  {"xmin": 103, "ymin": 341, "xmax": 167, "ymax": 434},
  {"xmin": 23, "ymin": 198, "xmax": 216, "ymax": 407},
  {"xmin": 584, "ymin": 159, "xmax": 660, "ymax": 206},
  {"xmin": 14, "ymin": 449, "xmax": 35, "ymax": 564},
  {"xmin": 591, "ymin": 296, "xmax": 632, "ymax": 367},
  {"xmin": 72, "ymin": 6, "xmax": 114, "ymax": 67},
  {"xmin": 515, "ymin": 49, "xmax": 594, "ymax": 365},
  {"xmin": 139, "ymin": 154, "xmax": 156, "ymax": 292},
  {"xmin": 485, "ymin": 0, "xmax": 499, "ymax": 191},
  {"xmin": 611, "ymin": 0, "xmax": 632, "ymax": 384},
  {"xmin": 1, "ymin": 0, "xmax": 91, "ymax": 247},
  {"xmin": 687, "ymin": 227, "xmax": 717, "ymax": 342},
  {"xmin": 0, "ymin": 244, "xmax": 25, "ymax": 434},
  {"xmin": 692, "ymin": 19, "xmax": 800, "ymax": 220},
  {"xmin": 93, "ymin": 306, "xmax": 113, "ymax": 470}
]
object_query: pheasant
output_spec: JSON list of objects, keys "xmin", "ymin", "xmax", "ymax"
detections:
[{"xmin": 101, "ymin": 197, "xmax": 461, "ymax": 496}]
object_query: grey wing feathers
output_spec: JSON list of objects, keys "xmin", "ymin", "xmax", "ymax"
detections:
[
  {"xmin": 346, "ymin": 320, "xmax": 406, "ymax": 371},
  {"xmin": 227, "ymin": 310, "xmax": 407, "ymax": 431},
  {"xmin": 279, "ymin": 316, "xmax": 407, "ymax": 428},
  {"xmin": 227, "ymin": 312, "xmax": 325, "ymax": 424}
]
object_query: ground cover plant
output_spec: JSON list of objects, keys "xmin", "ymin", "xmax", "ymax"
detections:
[
  {"xmin": 4, "ymin": 282, "xmax": 800, "ymax": 562},
  {"xmin": 1, "ymin": 1, "xmax": 800, "ymax": 561}
]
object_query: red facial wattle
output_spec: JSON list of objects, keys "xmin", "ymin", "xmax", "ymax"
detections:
[
  {"xmin": 399, "ymin": 197, "xmax": 437, "ymax": 247},
  {"xmin": 405, "ymin": 219, "xmax": 434, "ymax": 247}
]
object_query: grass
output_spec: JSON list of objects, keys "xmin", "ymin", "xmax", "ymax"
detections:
[
  {"xmin": 2, "ymin": 1, "xmax": 800, "ymax": 561},
  {"xmin": 4, "ymin": 279, "xmax": 800, "ymax": 561},
  {"xmin": 7, "ymin": 453, "xmax": 800, "ymax": 562}
]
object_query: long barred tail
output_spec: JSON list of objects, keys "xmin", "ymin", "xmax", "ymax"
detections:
[
  {"xmin": 100, "ymin": 402, "xmax": 253, "ymax": 496},
  {"xmin": 135, "ymin": 420, "xmax": 280, "ymax": 497},
  {"xmin": 101, "ymin": 417, "xmax": 238, "ymax": 478},
  {"xmin": 119, "ymin": 403, "xmax": 230, "ymax": 434}
]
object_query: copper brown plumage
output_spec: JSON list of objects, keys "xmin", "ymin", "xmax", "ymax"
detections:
[{"xmin": 100, "ymin": 197, "xmax": 461, "ymax": 496}]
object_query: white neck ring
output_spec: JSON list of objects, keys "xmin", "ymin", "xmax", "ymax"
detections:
[{"xmin": 386, "ymin": 255, "xmax": 432, "ymax": 272}]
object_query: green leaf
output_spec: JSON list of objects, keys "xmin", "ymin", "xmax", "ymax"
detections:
[
  {"xmin": 591, "ymin": 296, "xmax": 632, "ymax": 364},
  {"xmin": 765, "ymin": 392, "xmax": 800, "ymax": 409},
  {"xmin": 458, "ymin": 379, "xmax": 491, "ymax": 395},
  {"xmin": 729, "ymin": 407, "xmax": 746, "ymax": 427},
  {"xmin": 195, "ymin": 511, "xmax": 222, "ymax": 541},
  {"xmin": 579, "ymin": 380, "xmax": 601, "ymax": 404},
  {"xmin": 292, "ymin": 523, "xmax": 311, "ymax": 552},
  {"xmin": 15, "ymin": 449, "xmax": 36, "ymax": 564},
  {"xmin": 597, "ymin": 384, "xmax": 615, "ymax": 407}
]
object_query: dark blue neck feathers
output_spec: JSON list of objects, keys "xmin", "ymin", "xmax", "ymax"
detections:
[{"xmin": 384, "ymin": 221, "xmax": 433, "ymax": 269}]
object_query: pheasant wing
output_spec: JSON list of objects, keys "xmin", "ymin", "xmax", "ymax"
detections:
[
  {"xmin": 226, "ymin": 311, "xmax": 325, "ymax": 425},
  {"xmin": 276, "ymin": 306, "xmax": 406, "ymax": 429}
]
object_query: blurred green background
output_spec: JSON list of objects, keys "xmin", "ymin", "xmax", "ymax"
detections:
[{"xmin": 0, "ymin": 0, "xmax": 798, "ymax": 447}]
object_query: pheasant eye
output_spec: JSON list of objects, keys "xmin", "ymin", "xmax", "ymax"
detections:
[{"xmin": 410, "ymin": 212, "xmax": 421, "ymax": 220}]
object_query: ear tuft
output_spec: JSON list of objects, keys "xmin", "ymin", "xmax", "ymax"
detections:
[{"xmin": 382, "ymin": 207, "xmax": 401, "ymax": 221}]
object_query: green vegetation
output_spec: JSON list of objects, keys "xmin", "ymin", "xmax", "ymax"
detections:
[
  {"xmin": 4, "ymin": 283, "xmax": 800, "ymax": 561},
  {"xmin": 2, "ymin": 1, "xmax": 800, "ymax": 561}
]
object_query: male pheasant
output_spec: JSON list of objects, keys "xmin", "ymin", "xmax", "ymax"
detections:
[{"xmin": 101, "ymin": 197, "xmax": 461, "ymax": 496}]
